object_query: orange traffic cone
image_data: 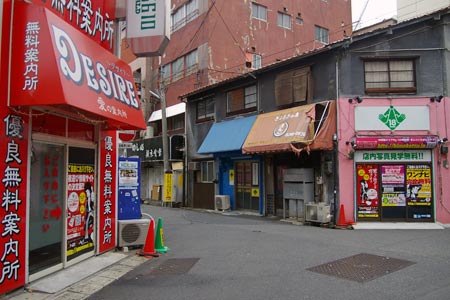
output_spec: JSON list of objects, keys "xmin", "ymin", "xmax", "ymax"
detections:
[
  {"xmin": 137, "ymin": 219, "xmax": 159, "ymax": 257},
  {"xmin": 336, "ymin": 204, "xmax": 349, "ymax": 227}
]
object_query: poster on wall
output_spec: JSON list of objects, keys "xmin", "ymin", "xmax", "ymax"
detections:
[
  {"xmin": 118, "ymin": 157, "xmax": 141, "ymax": 220},
  {"xmin": 67, "ymin": 164, "xmax": 95, "ymax": 256},
  {"xmin": 406, "ymin": 165, "xmax": 432, "ymax": 206},
  {"xmin": 381, "ymin": 165, "xmax": 406, "ymax": 207},
  {"xmin": 356, "ymin": 164, "xmax": 379, "ymax": 218}
]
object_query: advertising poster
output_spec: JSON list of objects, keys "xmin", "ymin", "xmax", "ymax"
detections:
[
  {"xmin": 356, "ymin": 164, "xmax": 379, "ymax": 218},
  {"xmin": 67, "ymin": 164, "xmax": 95, "ymax": 256},
  {"xmin": 406, "ymin": 165, "xmax": 432, "ymax": 206},
  {"xmin": 381, "ymin": 165, "xmax": 406, "ymax": 207}
]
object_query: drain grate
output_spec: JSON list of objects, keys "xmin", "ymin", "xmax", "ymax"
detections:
[
  {"xmin": 307, "ymin": 253, "xmax": 415, "ymax": 283},
  {"xmin": 150, "ymin": 258, "xmax": 199, "ymax": 276}
]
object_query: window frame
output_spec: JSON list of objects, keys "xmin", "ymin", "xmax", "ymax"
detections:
[
  {"xmin": 252, "ymin": 54, "xmax": 262, "ymax": 69},
  {"xmin": 363, "ymin": 58, "xmax": 417, "ymax": 95},
  {"xmin": 186, "ymin": 49, "xmax": 199, "ymax": 76},
  {"xmin": 251, "ymin": 3, "xmax": 267, "ymax": 21},
  {"xmin": 314, "ymin": 25, "xmax": 329, "ymax": 44},
  {"xmin": 226, "ymin": 84, "xmax": 258, "ymax": 116},
  {"xmin": 196, "ymin": 96, "xmax": 215, "ymax": 122},
  {"xmin": 277, "ymin": 12, "xmax": 292, "ymax": 29},
  {"xmin": 171, "ymin": 0, "xmax": 199, "ymax": 32},
  {"xmin": 201, "ymin": 161, "xmax": 215, "ymax": 183}
]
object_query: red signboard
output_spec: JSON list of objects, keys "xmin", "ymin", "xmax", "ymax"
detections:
[
  {"xmin": 0, "ymin": 107, "xmax": 28, "ymax": 293},
  {"xmin": 354, "ymin": 136, "xmax": 439, "ymax": 149},
  {"xmin": 98, "ymin": 131, "xmax": 117, "ymax": 253},
  {"xmin": 31, "ymin": 0, "xmax": 116, "ymax": 51},
  {"xmin": 10, "ymin": 2, "xmax": 146, "ymax": 130}
]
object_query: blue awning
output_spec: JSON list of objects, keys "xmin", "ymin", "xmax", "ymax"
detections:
[{"xmin": 197, "ymin": 115, "xmax": 257, "ymax": 154}]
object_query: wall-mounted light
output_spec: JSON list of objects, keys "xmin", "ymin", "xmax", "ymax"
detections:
[
  {"xmin": 430, "ymin": 95, "xmax": 444, "ymax": 103},
  {"xmin": 348, "ymin": 96, "xmax": 363, "ymax": 104}
]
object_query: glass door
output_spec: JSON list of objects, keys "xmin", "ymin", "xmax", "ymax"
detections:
[
  {"xmin": 235, "ymin": 161, "xmax": 259, "ymax": 211},
  {"xmin": 29, "ymin": 142, "xmax": 65, "ymax": 274}
]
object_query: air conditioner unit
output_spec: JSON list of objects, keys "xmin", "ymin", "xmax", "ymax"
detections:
[
  {"xmin": 305, "ymin": 203, "xmax": 331, "ymax": 223},
  {"xmin": 118, "ymin": 219, "xmax": 150, "ymax": 247},
  {"xmin": 215, "ymin": 195, "xmax": 231, "ymax": 211}
]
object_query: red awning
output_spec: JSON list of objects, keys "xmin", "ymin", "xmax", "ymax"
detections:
[{"xmin": 9, "ymin": 2, "xmax": 146, "ymax": 130}]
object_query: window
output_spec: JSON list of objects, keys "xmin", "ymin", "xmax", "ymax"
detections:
[
  {"xmin": 161, "ymin": 64, "xmax": 170, "ymax": 84},
  {"xmin": 275, "ymin": 66, "xmax": 312, "ymax": 106},
  {"xmin": 278, "ymin": 12, "xmax": 291, "ymax": 29},
  {"xmin": 314, "ymin": 25, "xmax": 329, "ymax": 44},
  {"xmin": 169, "ymin": 114, "xmax": 184, "ymax": 131},
  {"xmin": 296, "ymin": 16, "xmax": 303, "ymax": 25},
  {"xmin": 172, "ymin": 57, "xmax": 184, "ymax": 81},
  {"xmin": 251, "ymin": 3, "xmax": 267, "ymax": 21},
  {"xmin": 252, "ymin": 54, "xmax": 262, "ymax": 69},
  {"xmin": 186, "ymin": 49, "xmax": 198, "ymax": 75},
  {"xmin": 227, "ymin": 85, "xmax": 257, "ymax": 115},
  {"xmin": 197, "ymin": 97, "xmax": 214, "ymax": 122},
  {"xmin": 364, "ymin": 59, "xmax": 416, "ymax": 94},
  {"xmin": 171, "ymin": 0, "xmax": 199, "ymax": 32},
  {"xmin": 201, "ymin": 161, "xmax": 215, "ymax": 183}
]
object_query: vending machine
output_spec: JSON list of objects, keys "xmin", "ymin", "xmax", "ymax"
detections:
[{"xmin": 118, "ymin": 157, "xmax": 142, "ymax": 220}]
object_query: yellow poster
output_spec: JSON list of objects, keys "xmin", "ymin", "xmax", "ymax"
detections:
[
  {"xmin": 163, "ymin": 173, "xmax": 173, "ymax": 202},
  {"xmin": 251, "ymin": 188, "xmax": 260, "ymax": 197},
  {"xmin": 229, "ymin": 170, "xmax": 235, "ymax": 186}
]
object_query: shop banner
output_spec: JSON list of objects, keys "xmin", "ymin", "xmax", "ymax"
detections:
[
  {"xmin": 356, "ymin": 164, "xmax": 379, "ymax": 218},
  {"xmin": 10, "ymin": 2, "xmax": 146, "ymax": 130},
  {"xmin": 67, "ymin": 164, "xmax": 95, "ymax": 256},
  {"xmin": 354, "ymin": 136, "xmax": 439, "ymax": 149},
  {"xmin": 31, "ymin": 0, "xmax": 116, "ymax": 51},
  {"xmin": 381, "ymin": 165, "xmax": 406, "ymax": 207},
  {"xmin": 98, "ymin": 131, "xmax": 117, "ymax": 253},
  {"xmin": 406, "ymin": 165, "xmax": 432, "ymax": 206},
  {"xmin": 0, "ymin": 109, "xmax": 28, "ymax": 293}
]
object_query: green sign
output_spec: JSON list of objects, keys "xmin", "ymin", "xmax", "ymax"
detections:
[{"xmin": 378, "ymin": 105, "xmax": 406, "ymax": 130}]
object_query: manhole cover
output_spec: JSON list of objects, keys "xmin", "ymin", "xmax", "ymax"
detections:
[
  {"xmin": 150, "ymin": 258, "xmax": 199, "ymax": 276},
  {"xmin": 307, "ymin": 253, "xmax": 415, "ymax": 283}
]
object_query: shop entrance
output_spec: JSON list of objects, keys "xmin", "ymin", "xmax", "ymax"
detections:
[
  {"xmin": 235, "ymin": 161, "xmax": 259, "ymax": 211},
  {"xmin": 29, "ymin": 141, "xmax": 96, "ymax": 280},
  {"xmin": 356, "ymin": 163, "xmax": 433, "ymax": 222}
]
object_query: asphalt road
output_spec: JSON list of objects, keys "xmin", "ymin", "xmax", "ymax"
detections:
[{"xmin": 87, "ymin": 205, "xmax": 450, "ymax": 300}]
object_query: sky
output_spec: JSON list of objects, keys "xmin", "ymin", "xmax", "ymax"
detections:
[{"xmin": 352, "ymin": 0, "xmax": 397, "ymax": 30}]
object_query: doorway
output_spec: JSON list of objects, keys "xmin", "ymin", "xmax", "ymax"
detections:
[{"xmin": 235, "ymin": 161, "xmax": 260, "ymax": 211}]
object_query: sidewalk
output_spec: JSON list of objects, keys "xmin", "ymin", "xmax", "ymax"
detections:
[{"xmin": 4, "ymin": 252, "xmax": 151, "ymax": 300}]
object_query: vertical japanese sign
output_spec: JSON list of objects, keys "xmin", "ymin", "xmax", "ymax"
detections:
[
  {"xmin": 381, "ymin": 165, "xmax": 406, "ymax": 207},
  {"xmin": 67, "ymin": 164, "xmax": 95, "ymax": 257},
  {"xmin": 98, "ymin": 131, "xmax": 117, "ymax": 253},
  {"xmin": 356, "ymin": 164, "xmax": 379, "ymax": 218},
  {"xmin": 163, "ymin": 173, "xmax": 173, "ymax": 202},
  {"xmin": 0, "ymin": 112, "xmax": 27, "ymax": 293}
]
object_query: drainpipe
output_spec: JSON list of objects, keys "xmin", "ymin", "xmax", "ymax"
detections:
[{"xmin": 333, "ymin": 58, "xmax": 340, "ymax": 226}]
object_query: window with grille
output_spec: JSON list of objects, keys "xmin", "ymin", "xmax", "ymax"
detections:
[
  {"xmin": 278, "ymin": 12, "xmax": 291, "ymax": 29},
  {"xmin": 161, "ymin": 64, "xmax": 170, "ymax": 84},
  {"xmin": 226, "ymin": 85, "xmax": 257, "ymax": 115},
  {"xmin": 364, "ymin": 59, "xmax": 416, "ymax": 94},
  {"xmin": 314, "ymin": 25, "xmax": 329, "ymax": 44},
  {"xmin": 251, "ymin": 3, "xmax": 267, "ymax": 21},
  {"xmin": 196, "ymin": 97, "xmax": 215, "ymax": 122}
]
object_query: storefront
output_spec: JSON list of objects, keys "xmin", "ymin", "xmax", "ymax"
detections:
[
  {"xmin": 242, "ymin": 101, "xmax": 336, "ymax": 217},
  {"xmin": 353, "ymin": 144, "xmax": 437, "ymax": 222},
  {"xmin": 196, "ymin": 115, "xmax": 262, "ymax": 212},
  {"xmin": 0, "ymin": 1, "xmax": 146, "ymax": 294}
]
